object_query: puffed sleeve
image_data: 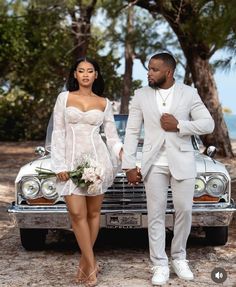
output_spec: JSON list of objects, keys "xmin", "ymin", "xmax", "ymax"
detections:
[
  {"xmin": 103, "ymin": 99, "xmax": 123, "ymax": 158},
  {"xmin": 50, "ymin": 92, "xmax": 68, "ymax": 173}
]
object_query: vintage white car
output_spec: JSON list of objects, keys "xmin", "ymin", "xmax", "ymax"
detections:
[{"xmin": 8, "ymin": 115, "xmax": 236, "ymax": 250}]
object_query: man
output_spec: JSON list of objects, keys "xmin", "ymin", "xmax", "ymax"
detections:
[{"xmin": 122, "ymin": 53, "xmax": 214, "ymax": 285}]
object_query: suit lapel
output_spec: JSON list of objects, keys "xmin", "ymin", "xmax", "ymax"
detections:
[
  {"xmin": 169, "ymin": 82, "xmax": 184, "ymax": 115},
  {"xmin": 145, "ymin": 86, "xmax": 161, "ymax": 118}
]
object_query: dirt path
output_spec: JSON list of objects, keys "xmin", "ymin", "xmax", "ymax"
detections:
[{"xmin": 0, "ymin": 141, "xmax": 236, "ymax": 287}]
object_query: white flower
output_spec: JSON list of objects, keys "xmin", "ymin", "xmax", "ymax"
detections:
[
  {"xmin": 82, "ymin": 167, "xmax": 98, "ymax": 183},
  {"xmin": 80, "ymin": 161, "xmax": 104, "ymax": 194}
]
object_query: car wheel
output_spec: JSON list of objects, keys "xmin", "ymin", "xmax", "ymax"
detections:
[
  {"xmin": 20, "ymin": 228, "xmax": 47, "ymax": 250},
  {"xmin": 205, "ymin": 226, "xmax": 228, "ymax": 246}
]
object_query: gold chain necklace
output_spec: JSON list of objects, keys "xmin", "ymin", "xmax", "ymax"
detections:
[{"xmin": 156, "ymin": 87, "xmax": 173, "ymax": 106}]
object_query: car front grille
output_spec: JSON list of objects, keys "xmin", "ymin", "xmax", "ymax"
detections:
[
  {"xmin": 102, "ymin": 175, "xmax": 173, "ymax": 212},
  {"xmin": 102, "ymin": 175, "xmax": 146, "ymax": 211}
]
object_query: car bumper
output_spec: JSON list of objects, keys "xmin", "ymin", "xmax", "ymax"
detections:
[{"xmin": 8, "ymin": 202, "xmax": 236, "ymax": 229}]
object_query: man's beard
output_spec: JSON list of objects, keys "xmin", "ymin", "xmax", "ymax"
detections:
[{"xmin": 148, "ymin": 75, "xmax": 166, "ymax": 89}]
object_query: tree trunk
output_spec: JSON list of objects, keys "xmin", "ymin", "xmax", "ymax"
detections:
[
  {"xmin": 183, "ymin": 64, "xmax": 192, "ymax": 86},
  {"xmin": 69, "ymin": 0, "xmax": 97, "ymax": 59},
  {"xmin": 120, "ymin": 7, "xmax": 134, "ymax": 114},
  {"xmin": 183, "ymin": 52, "xmax": 233, "ymax": 157},
  {"xmin": 165, "ymin": 19, "xmax": 234, "ymax": 157}
]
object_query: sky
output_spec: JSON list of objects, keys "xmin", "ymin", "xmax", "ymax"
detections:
[{"xmin": 130, "ymin": 59, "xmax": 236, "ymax": 114}]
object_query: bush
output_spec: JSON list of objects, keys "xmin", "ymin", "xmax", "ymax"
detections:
[{"xmin": 0, "ymin": 88, "xmax": 53, "ymax": 141}]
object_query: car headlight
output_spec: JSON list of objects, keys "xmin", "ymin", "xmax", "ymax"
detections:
[
  {"xmin": 21, "ymin": 177, "xmax": 40, "ymax": 199},
  {"xmin": 206, "ymin": 176, "xmax": 226, "ymax": 197},
  {"xmin": 41, "ymin": 178, "xmax": 57, "ymax": 199},
  {"xmin": 194, "ymin": 177, "xmax": 206, "ymax": 197}
]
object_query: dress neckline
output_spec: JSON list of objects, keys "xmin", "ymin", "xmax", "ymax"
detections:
[
  {"xmin": 65, "ymin": 91, "xmax": 108, "ymax": 113},
  {"xmin": 66, "ymin": 106, "xmax": 104, "ymax": 113}
]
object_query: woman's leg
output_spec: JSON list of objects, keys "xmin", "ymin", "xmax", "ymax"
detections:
[
  {"xmin": 79, "ymin": 195, "xmax": 104, "ymax": 267},
  {"xmin": 82, "ymin": 194, "xmax": 104, "ymax": 285},
  {"xmin": 86, "ymin": 194, "xmax": 104, "ymax": 246},
  {"xmin": 64, "ymin": 195, "xmax": 95, "ymax": 277}
]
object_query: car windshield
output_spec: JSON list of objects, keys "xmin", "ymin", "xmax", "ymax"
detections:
[{"xmin": 114, "ymin": 114, "xmax": 144, "ymax": 143}]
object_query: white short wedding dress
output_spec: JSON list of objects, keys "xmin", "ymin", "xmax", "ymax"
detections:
[{"xmin": 50, "ymin": 91, "xmax": 122, "ymax": 196}]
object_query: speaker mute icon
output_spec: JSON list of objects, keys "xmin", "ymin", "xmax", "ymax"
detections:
[{"xmin": 211, "ymin": 267, "xmax": 227, "ymax": 283}]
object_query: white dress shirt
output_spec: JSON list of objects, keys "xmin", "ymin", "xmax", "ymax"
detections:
[{"xmin": 153, "ymin": 84, "xmax": 175, "ymax": 166}]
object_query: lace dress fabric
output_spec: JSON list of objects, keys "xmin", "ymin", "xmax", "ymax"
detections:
[{"xmin": 50, "ymin": 91, "xmax": 122, "ymax": 196}]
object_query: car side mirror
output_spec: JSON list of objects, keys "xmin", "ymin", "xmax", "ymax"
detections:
[
  {"xmin": 206, "ymin": 146, "xmax": 217, "ymax": 158},
  {"xmin": 35, "ymin": 146, "xmax": 46, "ymax": 156}
]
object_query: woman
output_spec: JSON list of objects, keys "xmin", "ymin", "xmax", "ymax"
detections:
[{"xmin": 51, "ymin": 57, "xmax": 123, "ymax": 286}]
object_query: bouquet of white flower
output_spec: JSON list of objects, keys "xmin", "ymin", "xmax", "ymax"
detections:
[{"xmin": 35, "ymin": 157, "xmax": 105, "ymax": 195}]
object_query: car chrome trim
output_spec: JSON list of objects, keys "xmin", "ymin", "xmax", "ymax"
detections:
[
  {"xmin": 8, "ymin": 205, "xmax": 236, "ymax": 214},
  {"xmin": 8, "ymin": 200, "xmax": 235, "ymax": 229}
]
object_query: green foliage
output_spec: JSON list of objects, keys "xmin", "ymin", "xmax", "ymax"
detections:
[
  {"xmin": 98, "ymin": 2, "xmax": 184, "ymax": 76},
  {"xmin": 160, "ymin": 0, "xmax": 236, "ymax": 61},
  {"xmin": 0, "ymin": 88, "xmax": 48, "ymax": 140},
  {"xmin": 1, "ymin": 0, "xmax": 235, "ymax": 140},
  {"xmin": 0, "ymin": 0, "xmax": 124, "ymax": 140},
  {"xmin": 0, "ymin": 1, "xmax": 73, "ymax": 140}
]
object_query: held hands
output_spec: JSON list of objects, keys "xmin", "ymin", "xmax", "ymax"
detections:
[
  {"xmin": 160, "ymin": 113, "xmax": 179, "ymax": 132},
  {"xmin": 125, "ymin": 167, "xmax": 142, "ymax": 185},
  {"xmin": 56, "ymin": 171, "xmax": 69, "ymax": 181}
]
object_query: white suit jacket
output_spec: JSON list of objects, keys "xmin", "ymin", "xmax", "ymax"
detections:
[{"xmin": 122, "ymin": 83, "xmax": 215, "ymax": 180}]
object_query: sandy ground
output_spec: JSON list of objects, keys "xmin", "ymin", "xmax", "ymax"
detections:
[{"xmin": 0, "ymin": 141, "xmax": 236, "ymax": 287}]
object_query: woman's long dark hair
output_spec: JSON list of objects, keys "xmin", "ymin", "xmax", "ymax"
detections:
[{"xmin": 66, "ymin": 57, "xmax": 105, "ymax": 96}]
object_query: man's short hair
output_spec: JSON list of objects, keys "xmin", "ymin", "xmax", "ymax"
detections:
[{"xmin": 151, "ymin": 52, "xmax": 176, "ymax": 71}]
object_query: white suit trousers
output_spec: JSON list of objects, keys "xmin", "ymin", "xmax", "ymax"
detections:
[{"xmin": 144, "ymin": 165, "xmax": 195, "ymax": 266}]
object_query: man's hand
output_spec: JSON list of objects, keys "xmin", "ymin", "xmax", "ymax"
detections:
[
  {"xmin": 160, "ymin": 113, "xmax": 179, "ymax": 132},
  {"xmin": 125, "ymin": 167, "xmax": 142, "ymax": 185},
  {"xmin": 56, "ymin": 171, "xmax": 69, "ymax": 181}
]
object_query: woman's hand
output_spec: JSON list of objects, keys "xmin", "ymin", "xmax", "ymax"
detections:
[{"xmin": 56, "ymin": 171, "xmax": 69, "ymax": 181}]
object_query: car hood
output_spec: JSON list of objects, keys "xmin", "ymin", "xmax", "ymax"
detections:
[
  {"xmin": 15, "ymin": 156, "xmax": 52, "ymax": 183},
  {"xmin": 15, "ymin": 151, "xmax": 229, "ymax": 183},
  {"xmin": 195, "ymin": 152, "xmax": 229, "ymax": 176}
]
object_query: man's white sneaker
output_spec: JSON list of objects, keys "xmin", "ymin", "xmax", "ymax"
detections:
[
  {"xmin": 151, "ymin": 265, "xmax": 169, "ymax": 285},
  {"xmin": 171, "ymin": 259, "xmax": 194, "ymax": 280}
]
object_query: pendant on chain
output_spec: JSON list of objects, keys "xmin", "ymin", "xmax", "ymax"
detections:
[{"xmin": 163, "ymin": 103, "xmax": 166, "ymax": 106}]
